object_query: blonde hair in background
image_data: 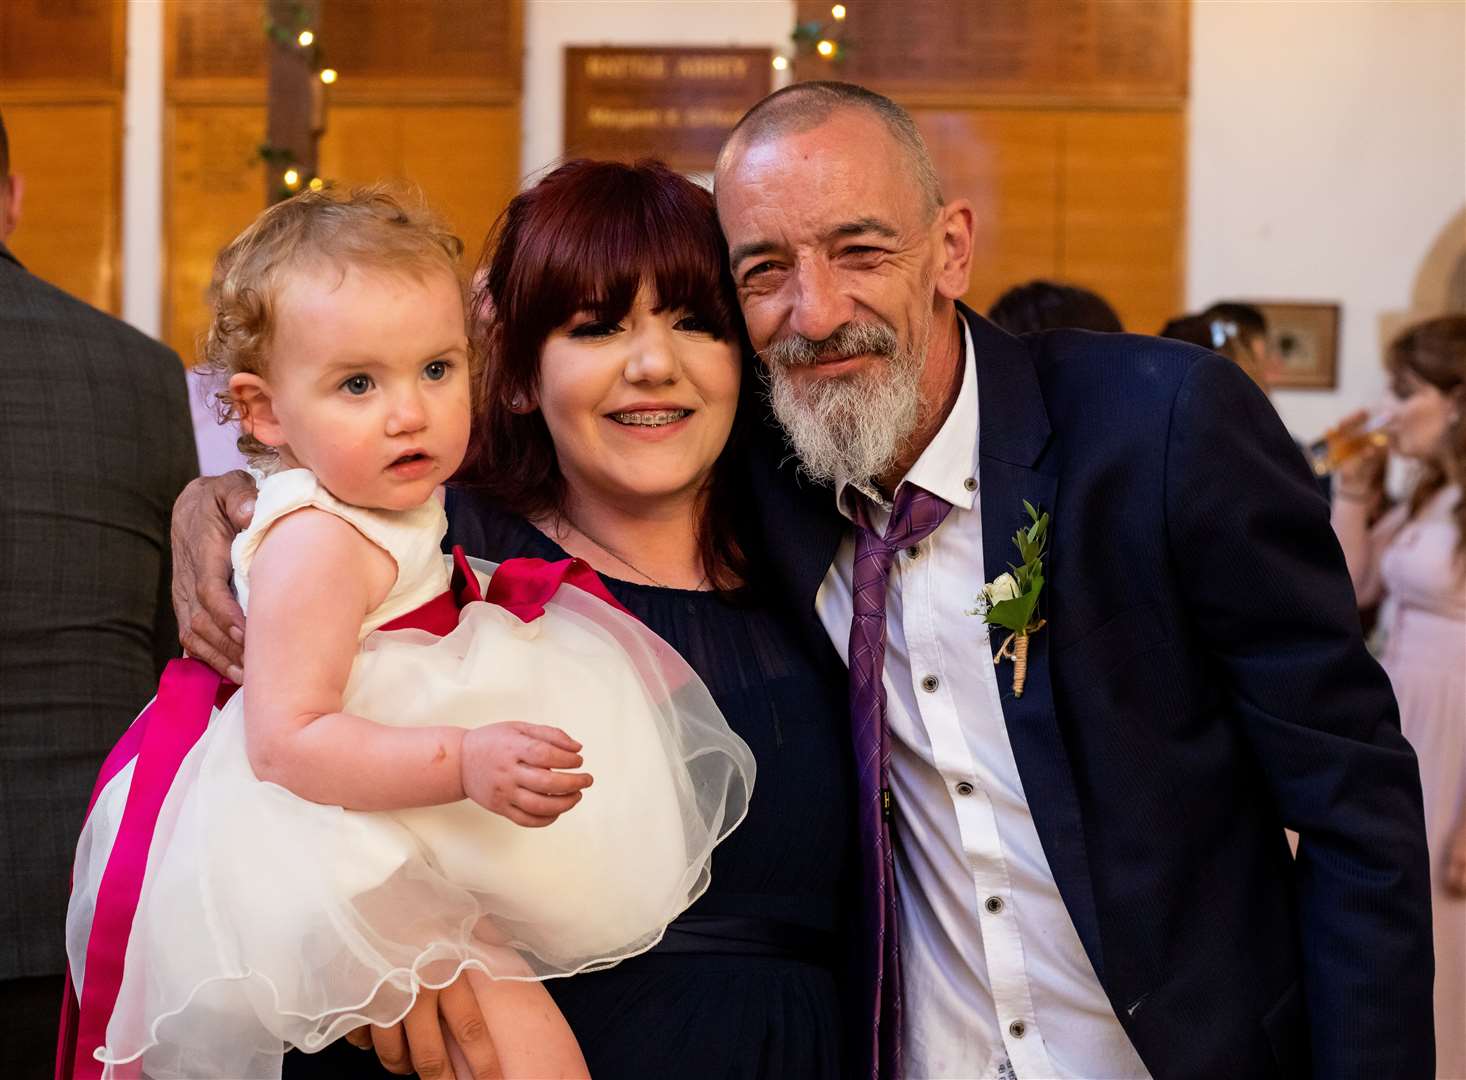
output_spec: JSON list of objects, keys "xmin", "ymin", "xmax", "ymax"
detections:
[{"xmin": 199, "ymin": 185, "xmax": 466, "ymax": 462}]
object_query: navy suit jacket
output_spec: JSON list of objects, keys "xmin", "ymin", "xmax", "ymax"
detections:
[{"xmin": 747, "ymin": 305, "xmax": 1433, "ymax": 1079}]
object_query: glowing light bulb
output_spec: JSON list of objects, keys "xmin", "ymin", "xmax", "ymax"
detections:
[
  {"xmin": 308, "ymin": 176, "xmax": 325, "ymax": 192},
  {"xmin": 319, "ymin": 67, "xmax": 338, "ymax": 84},
  {"xmin": 816, "ymin": 39, "xmax": 836, "ymax": 58},
  {"xmin": 297, "ymin": 29, "xmax": 314, "ymax": 47},
  {"xmin": 832, "ymin": 4, "xmax": 847, "ymax": 19},
  {"xmin": 282, "ymin": 168, "xmax": 301, "ymax": 189},
  {"xmin": 772, "ymin": 55, "xmax": 789, "ymax": 71}
]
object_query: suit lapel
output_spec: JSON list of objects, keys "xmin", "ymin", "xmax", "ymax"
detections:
[
  {"xmin": 968, "ymin": 307, "xmax": 1106, "ymax": 980},
  {"xmin": 745, "ymin": 406, "xmax": 846, "ymax": 656}
]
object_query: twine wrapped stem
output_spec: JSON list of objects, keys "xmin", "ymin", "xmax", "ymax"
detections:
[{"xmin": 994, "ymin": 619, "xmax": 1047, "ymax": 698}]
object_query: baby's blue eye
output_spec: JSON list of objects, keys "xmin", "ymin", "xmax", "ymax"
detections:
[
  {"xmin": 342, "ymin": 374, "xmax": 372, "ymax": 395},
  {"xmin": 424, "ymin": 360, "xmax": 449, "ymax": 381}
]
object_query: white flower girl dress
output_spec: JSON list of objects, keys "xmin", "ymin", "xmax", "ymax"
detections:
[{"xmin": 65, "ymin": 468, "xmax": 755, "ymax": 1079}]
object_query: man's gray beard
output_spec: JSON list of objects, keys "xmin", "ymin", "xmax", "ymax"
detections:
[{"xmin": 760, "ymin": 320, "xmax": 926, "ymax": 489}]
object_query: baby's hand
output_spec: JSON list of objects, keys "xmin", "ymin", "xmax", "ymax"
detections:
[{"xmin": 461, "ymin": 723, "xmax": 593, "ymax": 827}]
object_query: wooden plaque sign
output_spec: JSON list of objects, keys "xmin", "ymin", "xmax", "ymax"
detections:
[
  {"xmin": 564, "ymin": 46, "xmax": 772, "ymax": 172},
  {"xmin": 170, "ymin": 0, "xmax": 267, "ymax": 88},
  {"xmin": 795, "ymin": 0, "xmax": 1187, "ymax": 105},
  {"xmin": 0, "ymin": 0, "xmax": 121, "ymax": 87},
  {"xmin": 324, "ymin": 0, "xmax": 519, "ymax": 97}
]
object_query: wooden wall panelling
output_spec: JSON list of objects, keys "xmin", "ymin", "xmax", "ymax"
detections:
[
  {"xmin": 164, "ymin": 1, "xmax": 267, "ymax": 360},
  {"xmin": 0, "ymin": 0, "xmax": 124, "ymax": 89},
  {"xmin": 794, "ymin": 0, "xmax": 1187, "ymax": 106},
  {"xmin": 1057, "ymin": 109, "xmax": 1185, "ymax": 335},
  {"xmin": 168, "ymin": 0, "xmax": 266, "ymax": 91},
  {"xmin": 319, "ymin": 104, "xmax": 521, "ymax": 261},
  {"xmin": 912, "ymin": 109, "xmax": 1062, "ymax": 318},
  {"xmin": 164, "ymin": 0, "xmax": 522, "ymax": 359},
  {"xmin": 166, "ymin": 105, "xmax": 268, "ymax": 358},
  {"xmin": 0, "ymin": 1, "xmax": 124, "ymax": 314},
  {"xmin": 322, "ymin": 0, "xmax": 520, "ymax": 97},
  {"xmin": 0, "ymin": 102, "xmax": 120, "ymax": 313}
]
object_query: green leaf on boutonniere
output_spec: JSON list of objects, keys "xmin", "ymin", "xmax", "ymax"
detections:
[
  {"xmin": 970, "ymin": 502, "xmax": 1051, "ymax": 697},
  {"xmin": 986, "ymin": 581, "xmax": 1040, "ymax": 634},
  {"xmin": 982, "ymin": 505, "xmax": 1048, "ymax": 636}
]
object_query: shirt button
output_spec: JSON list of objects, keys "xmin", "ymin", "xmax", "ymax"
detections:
[
  {"xmin": 1009, "ymin": 1020, "xmax": 1027, "ymax": 1039},
  {"xmin": 955, "ymin": 781, "xmax": 974, "ymax": 796},
  {"xmin": 905, "ymin": 545, "xmax": 922, "ymax": 560},
  {"xmin": 920, "ymin": 674, "xmax": 939, "ymax": 693},
  {"xmin": 963, "ymin": 477, "xmax": 977, "ymax": 492},
  {"xmin": 984, "ymin": 895, "xmax": 1004, "ymax": 914}
]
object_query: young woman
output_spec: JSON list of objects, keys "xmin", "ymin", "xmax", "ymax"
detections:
[
  {"xmin": 172, "ymin": 160, "xmax": 856, "ymax": 1079},
  {"xmin": 1331, "ymin": 314, "xmax": 1466, "ymax": 1079}
]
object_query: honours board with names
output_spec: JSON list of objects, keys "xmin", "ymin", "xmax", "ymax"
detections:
[
  {"xmin": 796, "ymin": 0, "xmax": 1187, "ymax": 105},
  {"xmin": 564, "ymin": 46, "xmax": 772, "ymax": 172}
]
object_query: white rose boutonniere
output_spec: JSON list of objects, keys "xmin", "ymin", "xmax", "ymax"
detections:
[
  {"xmin": 965, "ymin": 501, "xmax": 1050, "ymax": 697},
  {"xmin": 966, "ymin": 571, "xmax": 1020, "ymax": 616}
]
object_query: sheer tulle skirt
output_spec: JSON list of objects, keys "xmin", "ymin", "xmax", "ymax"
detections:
[{"xmin": 67, "ymin": 576, "xmax": 754, "ymax": 1079}]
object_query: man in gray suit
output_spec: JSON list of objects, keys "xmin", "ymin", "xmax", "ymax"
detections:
[{"xmin": 0, "ymin": 108, "xmax": 198, "ymax": 1075}]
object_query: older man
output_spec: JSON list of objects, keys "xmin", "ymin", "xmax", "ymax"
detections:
[
  {"xmin": 170, "ymin": 83, "xmax": 1431, "ymax": 1080},
  {"xmin": 708, "ymin": 82, "xmax": 1432, "ymax": 1080}
]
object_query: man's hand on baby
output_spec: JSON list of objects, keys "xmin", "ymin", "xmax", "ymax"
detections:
[
  {"xmin": 171, "ymin": 470, "xmax": 258, "ymax": 682},
  {"xmin": 461, "ymin": 723, "xmax": 593, "ymax": 827}
]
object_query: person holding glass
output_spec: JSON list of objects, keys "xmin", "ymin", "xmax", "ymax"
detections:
[{"xmin": 1330, "ymin": 314, "xmax": 1466, "ymax": 1078}]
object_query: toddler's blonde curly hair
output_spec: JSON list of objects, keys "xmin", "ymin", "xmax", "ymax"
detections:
[{"xmin": 200, "ymin": 185, "xmax": 466, "ymax": 462}]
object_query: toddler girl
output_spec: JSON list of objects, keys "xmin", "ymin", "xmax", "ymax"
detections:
[{"xmin": 62, "ymin": 188, "xmax": 754, "ymax": 1079}]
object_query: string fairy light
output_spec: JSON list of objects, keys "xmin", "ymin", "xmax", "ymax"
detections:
[
  {"xmin": 789, "ymin": 3, "xmax": 850, "ymax": 68},
  {"xmin": 772, "ymin": 55, "xmax": 790, "ymax": 71},
  {"xmin": 259, "ymin": 4, "xmax": 337, "ymax": 202}
]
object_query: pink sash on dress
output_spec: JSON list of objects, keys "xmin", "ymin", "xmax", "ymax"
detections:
[{"xmin": 56, "ymin": 549, "xmax": 629, "ymax": 1079}]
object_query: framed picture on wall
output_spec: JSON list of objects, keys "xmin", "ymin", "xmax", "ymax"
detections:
[{"xmin": 1249, "ymin": 301, "xmax": 1341, "ymax": 390}]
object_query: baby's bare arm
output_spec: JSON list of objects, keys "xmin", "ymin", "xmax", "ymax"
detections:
[{"xmin": 245, "ymin": 508, "xmax": 591, "ymax": 816}]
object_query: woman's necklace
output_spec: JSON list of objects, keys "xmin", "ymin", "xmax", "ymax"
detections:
[{"xmin": 562, "ymin": 518, "xmax": 710, "ymax": 592}]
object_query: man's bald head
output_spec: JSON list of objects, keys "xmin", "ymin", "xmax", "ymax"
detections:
[{"xmin": 715, "ymin": 81, "xmax": 944, "ymax": 221}]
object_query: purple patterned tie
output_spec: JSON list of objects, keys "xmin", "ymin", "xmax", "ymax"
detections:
[{"xmin": 849, "ymin": 482, "xmax": 952, "ymax": 1080}]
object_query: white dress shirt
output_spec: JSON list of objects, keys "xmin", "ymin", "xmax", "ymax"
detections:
[{"xmin": 815, "ymin": 323, "xmax": 1150, "ymax": 1080}]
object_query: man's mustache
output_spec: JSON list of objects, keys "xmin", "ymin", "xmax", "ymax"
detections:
[{"xmin": 759, "ymin": 321, "xmax": 901, "ymax": 369}]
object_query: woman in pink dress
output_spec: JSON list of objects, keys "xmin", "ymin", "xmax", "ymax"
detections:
[{"xmin": 1332, "ymin": 314, "xmax": 1466, "ymax": 1077}]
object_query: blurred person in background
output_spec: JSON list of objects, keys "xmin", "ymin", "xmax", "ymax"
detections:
[
  {"xmin": 0, "ymin": 107, "xmax": 198, "ymax": 1076},
  {"xmin": 1162, "ymin": 311, "xmax": 1328, "ymax": 498},
  {"xmin": 1203, "ymin": 300, "xmax": 1278, "ymax": 390},
  {"xmin": 1330, "ymin": 314, "xmax": 1466, "ymax": 1079},
  {"xmin": 986, "ymin": 278, "xmax": 1123, "ymax": 334},
  {"xmin": 1160, "ymin": 311, "xmax": 1269, "ymax": 391}
]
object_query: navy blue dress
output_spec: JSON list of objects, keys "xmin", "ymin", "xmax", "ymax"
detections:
[
  {"xmin": 444, "ymin": 490, "xmax": 856, "ymax": 1079},
  {"xmin": 284, "ymin": 490, "xmax": 857, "ymax": 1078}
]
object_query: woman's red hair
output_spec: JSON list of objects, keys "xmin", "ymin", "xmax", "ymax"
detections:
[{"xmin": 458, "ymin": 159, "xmax": 756, "ymax": 589}]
